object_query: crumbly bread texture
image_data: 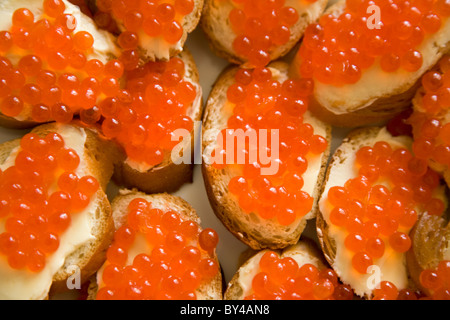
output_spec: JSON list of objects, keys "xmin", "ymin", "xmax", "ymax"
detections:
[
  {"xmin": 0, "ymin": 122, "xmax": 119, "ymax": 299},
  {"xmin": 87, "ymin": 188, "xmax": 223, "ymax": 300},
  {"xmin": 201, "ymin": 61, "xmax": 332, "ymax": 250},
  {"xmin": 112, "ymin": 49, "xmax": 203, "ymax": 194},
  {"xmin": 200, "ymin": 0, "xmax": 328, "ymax": 67},
  {"xmin": 223, "ymin": 239, "xmax": 326, "ymax": 300},
  {"xmin": 289, "ymin": 0, "xmax": 450, "ymax": 127},
  {"xmin": 406, "ymin": 212, "xmax": 450, "ymax": 296},
  {"xmin": 87, "ymin": 0, "xmax": 204, "ymax": 61}
]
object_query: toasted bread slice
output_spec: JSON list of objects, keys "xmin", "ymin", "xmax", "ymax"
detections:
[
  {"xmin": 224, "ymin": 239, "xmax": 326, "ymax": 300},
  {"xmin": 201, "ymin": 61, "xmax": 331, "ymax": 250},
  {"xmin": 201, "ymin": 0, "xmax": 328, "ymax": 67},
  {"xmin": 406, "ymin": 211, "xmax": 450, "ymax": 297},
  {"xmin": 316, "ymin": 126, "xmax": 448, "ymax": 298},
  {"xmin": 290, "ymin": 0, "xmax": 450, "ymax": 127},
  {"xmin": 0, "ymin": 122, "xmax": 119, "ymax": 300},
  {"xmin": 87, "ymin": 0, "xmax": 204, "ymax": 61},
  {"xmin": 87, "ymin": 188, "xmax": 223, "ymax": 300},
  {"xmin": 0, "ymin": 0, "xmax": 120, "ymax": 128},
  {"xmin": 112, "ymin": 49, "xmax": 203, "ymax": 194}
]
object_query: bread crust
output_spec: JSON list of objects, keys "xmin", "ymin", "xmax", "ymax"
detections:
[
  {"xmin": 201, "ymin": 61, "xmax": 332, "ymax": 250},
  {"xmin": 87, "ymin": 189, "xmax": 223, "ymax": 300},
  {"xmin": 112, "ymin": 49, "xmax": 203, "ymax": 194},
  {"xmin": 406, "ymin": 212, "xmax": 450, "ymax": 296},
  {"xmin": 200, "ymin": 0, "xmax": 328, "ymax": 67}
]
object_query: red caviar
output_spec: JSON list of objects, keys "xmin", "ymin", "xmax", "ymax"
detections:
[
  {"xmin": 215, "ymin": 67, "xmax": 327, "ymax": 226},
  {"xmin": 327, "ymin": 139, "xmax": 445, "ymax": 275},
  {"xmin": 419, "ymin": 260, "xmax": 450, "ymax": 300},
  {"xmin": 96, "ymin": 198, "xmax": 219, "ymax": 300},
  {"xmin": 244, "ymin": 250, "xmax": 353, "ymax": 300},
  {"xmin": 0, "ymin": 131, "xmax": 99, "ymax": 272},
  {"xmin": 409, "ymin": 55, "xmax": 450, "ymax": 173},
  {"xmin": 372, "ymin": 260, "xmax": 450, "ymax": 300},
  {"xmin": 296, "ymin": 0, "xmax": 448, "ymax": 85},
  {"xmin": 101, "ymin": 57, "xmax": 196, "ymax": 166},
  {"xmin": 93, "ymin": 0, "xmax": 195, "ymax": 70},
  {"xmin": 0, "ymin": 6, "xmax": 123, "ymax": 122},
  {"xmin": 228, "ymin": 0, "xmax": 304, "ymax": 67}
]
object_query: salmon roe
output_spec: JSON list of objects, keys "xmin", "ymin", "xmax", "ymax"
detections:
[
  {"xmin": 96, "ymin": 198, "xmax": 219, "ymax": 300},
  {"xmin": 409, "ymin": 55, "xmax": 450, "ymax": 171},
  {"xmin": 0, "ymin": 5, "xmax": 123, "ymax": 121},
  {"xmin": 93, "ymin": 0, "xmax": 195, "ymax": 69},
  {"xmin": 0, "ymin": 131, "xmax": 99, "ymax": 272},
  {"xmin": 0, "ymin": 4, "xmax": 198, "ymax": 167},
  {"xmin": 296, "ymin": 0, "xmax": 448, "ymax": 85},
  {"xmin": 419, "ymin": 260, "xmax": 450, "ymax": 300},
  {"xmin": 243, "ymin": 250, "xmax": 354, "ymax": 300},
  {"xmin": 227, "ymin": 0, "xmax": 305, "ymax": 67},
  {"xmin": 102, "ymin": 57, "xmax": 196, "ymax": 166},
  {"xmin": 372, "ymin": 260, "xmax": 450, "ymax": 300},
  {"xmin": 327, "ymin": 139, "xmax": 445, "ymax": 275},
  {"xmin": 213, "ymin": 67, "xmax": 327, "ymax": 226}
]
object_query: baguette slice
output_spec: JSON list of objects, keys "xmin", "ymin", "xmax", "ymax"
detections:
[
  {"xmin": 406, "ymin": 211, "xmax": 450, "ymax": 297},
  {"xmin": 0, "ymin": 0, "xmax": 120, "ymax": 128},
  {"xmin": 316, "ymin": 126, "xmax": 448, "ymax": 298},
  {"xmin": 112, "ymin": 49, "xmax": 203, "ymax": 194},
  {"xmin": 224, "ymin": 239, "xmax": 326, "ymax": 300},
  {"xmin": 290, "ymin": 0, "xmax": 450, "ymax": 127},
  {"xmin": 87, "ymin": 0, "xmax": 204, "ymax": 62},
  {"xmin": 0, "ymin": 122, "xmax": 120, "ymax": 300},
  {"xmin": 87, "ymin": 188, "xmax": 223, "ymax": 300},
  {"xmin": 202, "ymin": 61, "xmax": 332, "ymax": 250},
  {"xmin": 201, "ymin": 0, "xmax": 328, "ymax": 67}
]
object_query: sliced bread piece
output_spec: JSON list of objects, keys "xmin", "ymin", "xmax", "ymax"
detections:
[
  {"xmin": 87, "ymin": 188, "xmax": 223, "ymax": 300},
  {"xmin": 316, "ymin": 126, "xmax": 448, "ymax": 298},
  {"xmin": 290, "ymin": 0, "xmax": 450, "ymax": 127},
  {"xmin": 112, "ymin": 49, "xmax": 203, "ymax": 194},
  {"xmin": 0, "ymin": 0, "xmax": 120, "ymax": 128},
  {"xmin": 202, "ymin": 61, "xmax": 331, "ymax": 250},
  {"xmin": 201, "ymin": 0, "xmax": 328, "ymax": 67},
  {"xmin": 0, "ymin": 122, "xmax": 119, "ymax": 300}
]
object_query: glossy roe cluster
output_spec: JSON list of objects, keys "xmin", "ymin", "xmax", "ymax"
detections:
[
  {"xmin": 0, "ymin": 2, "xmax": 124, "ymax": 122},
  {"xmin": 327, "ymin": 140, "xmax": 445, "ymax": 275},
  {"xmin": 0, "ymin": 131, "xmax": 99, "ymax": 272},
  {"xmin": 229, "ymin": 0, "xmax": 305, "ymax": 67},
  {"xmin": 215, "ymin": 67, "xmax": 328, "ymax": 226},
  {"xmin": 409, "ymin": 55, "xmax": 450, "ymax": 169},
  {"xmin": 94, "ymin": 0, "xmax": 195, "ymax": 71},
  {"xmin": 297, "ymin": 0, "xmax": 449, "ymax": 85}
]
